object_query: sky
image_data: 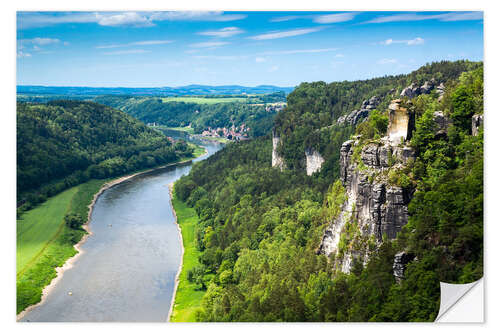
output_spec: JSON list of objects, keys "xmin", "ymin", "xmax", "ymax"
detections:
[{"xmin": 16, "ymin": 11, "xmax": 484, "ymax": 87}]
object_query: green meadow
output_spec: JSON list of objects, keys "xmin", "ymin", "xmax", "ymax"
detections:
[
  {"xmin": 161, "ymin": 96, "xmax": 248, "ymax": 104},
  {"xmin": 16, "ymin": 179, "xmax": 106, "ymax": 314},
  {"xmin": 169, "ymin": 188, "xmax": 205, "ymax": 322}
]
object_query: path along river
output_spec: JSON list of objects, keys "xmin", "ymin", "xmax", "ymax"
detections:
[{"xmin": 20, "ymin": 133, "xmax": 222, "ymax": 322}]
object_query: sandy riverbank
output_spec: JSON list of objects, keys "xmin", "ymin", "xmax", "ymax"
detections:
[{"xmin": 17, "ymin": 150, "xmax": 207, "ymax": 321}]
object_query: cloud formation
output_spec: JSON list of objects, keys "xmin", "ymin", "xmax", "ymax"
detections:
[
  {"xmin": 189, "ymin": 41, "xmax": 229, "ymax": 48},
  {"xmin": 97, "ymin": 40, "xmax": 173, "ymax": 49},
  {"xmin": 366, "ymin": 12, "xmax": 483, "ymax": 24},
  {"xmin": 249, "ymin": 27, "xmax": 322, "ymax": 40},
  {"xmin": 313, "ymin": 13, "xmax": 357, "ymax": 24},
  {"xmin": 381, "ymin": 37, "xmax": 424, "ymax": 45},
  {"xmin": 18, "ymin": 11, "xmax": 247, "ymax": 29},
  {"xmin": 102, "ymin": 49, "xmax": 150, "ymax": 55},
  {"xmin": 197, "ymin": 27, "xmax": 244, "ymax": 38}
]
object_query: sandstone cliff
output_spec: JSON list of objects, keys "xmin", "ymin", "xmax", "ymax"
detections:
[
  {"xmin": 318, "ymin": 136, "xmax": 415, "ymax": 273},
  {"xmin": 305, "ymin": 148, "xmax": 325, "ymax": 176},
  {"xmin": 272, "ymin": 129, "xmax": 286, "ymax": 170}
]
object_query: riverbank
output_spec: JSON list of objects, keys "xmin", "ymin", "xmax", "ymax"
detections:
[
  {"xmin": 17, "ymin": 147, "xmax": 208, "ymax": 320},
  {"xmin": 168, "ymin": 186, "xmax": 206, "ymax": 322}
]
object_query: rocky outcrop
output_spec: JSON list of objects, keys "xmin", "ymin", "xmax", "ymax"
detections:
[
  {"xmin": 305, "ymin": 148, "xmax": 325, "ymax": 176},
  {"xmin": 433, "ymin": 111, "xmax": 451, "ymax": 136},
  {"xmin": 387, "ymin": 100, "xmax": 415, "ymax": 145},
  {"xmin": 319, "ymin": 137, "xmax": 415, "ymax": 273},
  {"xmin": 472, "ymin": 114, "xmax": 483, "ymax": 136},
  {"xmin": 400, "ymin": 79, "xmax": 445, "ymax": 100},
  {"xmin": 393, "ymin": 251, "xmax": 416, "ymax": 283},
  {"xmin": 272, "ymin": 129, "xmax": 285, "ymax": 170},
  {"xmin": 337, "ymin": 96, "xmax": 381, "ymax": 126}
]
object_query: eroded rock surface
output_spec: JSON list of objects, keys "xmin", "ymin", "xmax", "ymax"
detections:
[
  {"xmin": 337, "ymin": 96, "xmax": 381, "ymax": 126},
  {"xmin": 319, "ymin": 137, "xmax": 415, "ymax": 273},
  {"xmin": 472, "ymin": 114, "xmax": 483, "ymax": 136},
  {"xmin": 272, "ymin": 129, "xmax": 285, "ymax": 170},
  {"xmin": 305, "ymin": 148, "xmax": 325, "ymax": 176}
]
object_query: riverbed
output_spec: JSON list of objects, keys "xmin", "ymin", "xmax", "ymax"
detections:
[{"xmin": 20, "ymin": 137, "xmax": 222, "ymax": 322}]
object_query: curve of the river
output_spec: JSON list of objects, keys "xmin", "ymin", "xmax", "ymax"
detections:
[{"xmin": 21, "ymin": 136, "xmax": 222, "ymax": 322}]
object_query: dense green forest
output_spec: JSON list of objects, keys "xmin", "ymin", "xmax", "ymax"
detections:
[
  {"xmin": 93, "ymin": 94, "xmax": 286, "ymax": 137},
  {"xmin": 174, "ymin": 61, "xmax": 483, "ymax": 321},
  {"xmin": 17, "ymin": 100, "xmax": 194, "ymax": 212}
]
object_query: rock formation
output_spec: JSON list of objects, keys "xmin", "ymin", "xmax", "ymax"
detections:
[
  {"xmin": 387, "ymin": 100, "xmax": 415, "ymax": 145},
  {"xmin": 433, "ymin": 111, "xmax": 452, "ymax": 136},
  {"xmin": 319, "ymin": 100, "xmax": 417, "ymax": 273},
  {"xmin": 318, "ymin": 136, "xmax": 415, "ymax": 272},
  {"xmin": 393, "ymin": 251, "xmax": 416, "ymax": 283},
  {"xmin": 305, "ymin": 148, "xmax": 325, "ymax": 176},
  {"xmin": 472, "ymin": 114, "xmax": 483, "ymax": 136},
  {"xmin": 337, "ymin": 96, "xmax": 381, "ymax": 126},
  {"xmin": 400, "ymin": 79, "xmax": 445, "ymax": 100},
  {"xmin": 272, "ymin": 129, "xmax": 285, "ymax": 170}
]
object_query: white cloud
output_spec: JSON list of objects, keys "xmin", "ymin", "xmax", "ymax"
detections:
[
  {"xmin": 268, "ymin": 65, "xmax": 279, "ymax": 72},
  {"xmin": 97, "ymin": 40, "xmax": 173, "ymax": 49},
  {"xmin": 18, "ymin": 11, "xmax": 247, "ymax": 30},
  {"xmin": 189, "ymin": 41, "xmax": 229, "ymax": 48},
  {"xmin": 249, "ymin": 27, "xmax": 322, "ymax": 40},
  {"xmin": 197, "ymin": 27, "xmax": 244, "ymax": 38},
  {"xmin": 335, "ymin": 53, "xmax": 345, "ymax": 58},
  {"xmin": 381, "ymin": 37, "xmax": 424, "ymax": 46},
  {"xmin": 259, "ymin": 47, "xmax": 338, "ymax": 55},
  {"xmin": 22, "ymin": 37, "xmax": 61, "ymax": 45},
  {"xmin": 255, "ymin": 57, "xmax": 266, "ymax": 63},
  {"xmin": 102, "ymin": 49, "xmax": 150, "ymax": 55},
  {"xmin": 313, "ymin": 13, "xmax": 357, "ymax": 24},
  {"xmin": 407, "ymin": 37, "xmax": 424, "ymax": 45},
  {"xmin": 193, "ymin": 55, "xmax": 246, "ymax": 60},
  {"xmin": 149, "ymin": 11, "xmax": 246, "ymax": 22},
  {"xmin": 377, "ymin": 58, "xmax": 398, "ymax": 64},
  {"xmin": 366, "ymin": 12, "xmax": 482, "ymax": 24},
  {"xmin": 95, "ymin": 12, "xmax": 154, "ymax": 27},
  {"xmin": 269, "ymin": 15, "xmax": 301, "ymax": 22},
  {"xmin": 17, "ymin": 51, "xmax": 32, "ymax": 58}
]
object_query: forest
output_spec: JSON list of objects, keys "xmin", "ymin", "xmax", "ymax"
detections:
[
  {"xmin": 17, "ymin": 100, "xmax": 194, "ymax": 213},
  {"xmin": 173, "ymin": 61, "xmax": 483, "ymax": 321},
  {"xmin": 93, "ymin": 93, "xmax": 286, "ymax": 137}
]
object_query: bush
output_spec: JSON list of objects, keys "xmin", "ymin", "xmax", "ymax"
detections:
[{"xmin": 64, "ymin": 213, "xmax": 84, "ymax": 229}]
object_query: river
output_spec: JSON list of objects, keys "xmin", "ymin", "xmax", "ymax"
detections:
[{"xmin": 20, "ymin": 133, "xmax": 223, "ymax": 322}]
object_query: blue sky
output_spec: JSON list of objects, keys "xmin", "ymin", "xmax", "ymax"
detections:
[{"xmin": 16, "ymin": 11, "xmax": 483, "ymax": 87}]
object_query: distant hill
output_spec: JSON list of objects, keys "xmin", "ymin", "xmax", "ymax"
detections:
[{"xmin": 17, "ymin": 84, "xmax": 295, "ymax": 97}]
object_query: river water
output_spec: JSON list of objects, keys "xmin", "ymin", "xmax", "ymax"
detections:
[{"xmin": 20, "ymin": 134, "xmax": 222, "ymax": 322}]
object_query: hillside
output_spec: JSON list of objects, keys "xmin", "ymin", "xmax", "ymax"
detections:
[
  {"xmin": 172, "ymin": 60, "xmax": 483, "ymax": 321},
  {"xmin": 17, "ymin": 100, "xmax": 194, "ymax": 210},
  {"xmin": 93, "ymin": 93, "xmax": 286, "ymax": 138}
]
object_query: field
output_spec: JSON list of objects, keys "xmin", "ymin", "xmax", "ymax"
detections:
[
  {"xmin": 161, "ymin": 96, "xmax": 248, "ymax": 104},
  {"xmin": 16, "ymin": 179, "xmax": 107, "ymax": 314},
  {"xmin": 169, "ymin": 188, "xmax": 206, "ymax": 322}
]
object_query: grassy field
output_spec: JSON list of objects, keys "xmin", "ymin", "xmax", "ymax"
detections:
[
  {"xmin": 161, "ymin": 126, "xmax": 195, "ymax": 134},
  {"xmin": 170, "ymin": 188, "xmax": 205, "ymax": 322},
  {"xmin": 161, "ymin": 96, "xmax": 247, "ymax": 104},
  {"xmin": 16, "ymin": 179, "xmax": 106, "ymax": 314}
]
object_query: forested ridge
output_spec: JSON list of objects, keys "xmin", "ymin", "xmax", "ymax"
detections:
[
  {"xmin": 17, "ymin": 100, "xmax": 194, "ymax": 211},
  {"xmin": 93, "ymin": 93, "xmax": 286, "ymax": 137},
  {"xmin": 174, "ymin": 61, "xmax": 483, "ymax": 321}
]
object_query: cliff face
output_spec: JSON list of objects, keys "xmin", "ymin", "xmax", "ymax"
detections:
[
  {"xmin": 305, "ymin": 148, "xmax": 325, "ymax": 175},
  {"xmin": 319, "ymin": 137, "xmax": 415, "ymax": 272},
  {"xmin": 272, "ymin": 129, "xmax": 286, "ymax": 170},
  {"xmin": 318, "ymin": 98, "xmax": 418, "ymax": 273}
]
